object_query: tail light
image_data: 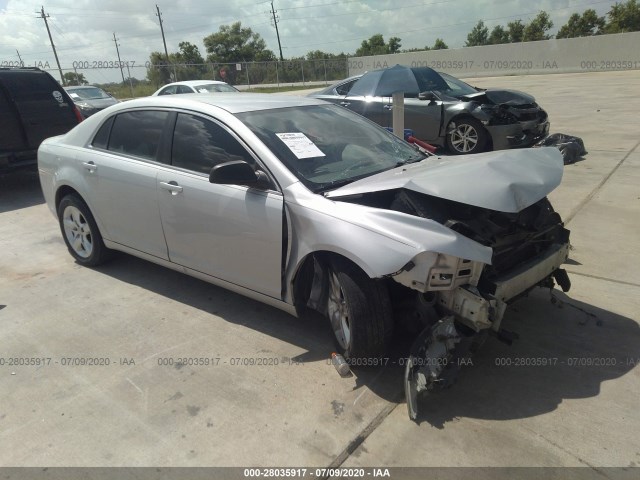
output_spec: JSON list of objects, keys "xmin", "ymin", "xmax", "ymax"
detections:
[{"xmin": 73, "ymin": 105, "xmax": 84, "ymax": 123}]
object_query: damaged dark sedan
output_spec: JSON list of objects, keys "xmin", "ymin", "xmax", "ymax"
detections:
[{"xmin": 311, "ymin": 65, "xmax": 550, "ymax": 154}]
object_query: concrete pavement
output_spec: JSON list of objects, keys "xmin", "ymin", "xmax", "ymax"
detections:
[{"xmin": 0, "ymin": 70, "xmax": 638, "ymax": 473}]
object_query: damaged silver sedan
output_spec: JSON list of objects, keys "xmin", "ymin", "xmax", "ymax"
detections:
[{"xmin": 38, "ymin": 94, "xmax": 571, "ymax": 417}]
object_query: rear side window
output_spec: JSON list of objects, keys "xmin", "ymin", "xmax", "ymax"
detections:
[
  {"xmin": 107, "ymin": 111, "xmax": 169, "ymax": 160},
  {"xmin": 171, "ymin": 113, "xmax": 253, "ymax": 174},
  {"xmin": 176, "ymin": 85, "xmax": 193, "ymax": 94},
  {"xmin": 91, "ymin": 117, "xmax": 114, "ymax": 149}
]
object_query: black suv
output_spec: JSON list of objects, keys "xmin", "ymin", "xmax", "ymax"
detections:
[{"xmin": 0, "ymin": 68, "xmax": 82, "ymax": 173}]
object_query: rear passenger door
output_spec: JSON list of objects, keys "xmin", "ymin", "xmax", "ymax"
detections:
[
  {"xmin": 157, "ymin": 112, "xmax": 284, "ymax": 298},
  {"xmin": 79, "ymin": 110, "xmax": 170, "ymax": 260}
]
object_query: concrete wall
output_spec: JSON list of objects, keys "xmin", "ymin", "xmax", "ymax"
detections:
[{"xmin": 347, "ymin": 32, "xmax": 640, "ymax": 78}]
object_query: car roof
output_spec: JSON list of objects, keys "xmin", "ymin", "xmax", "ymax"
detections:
[
  {"xmin": 163, "ymin": 80, "xmax": 229, "ymax": 87},
  {"xmin": 64, "ymin": 85, "xmax": 102, "ymax": 90},
  {"xmin": 110, "ymin": 93, "xmax": 327, "ymax": 114}
]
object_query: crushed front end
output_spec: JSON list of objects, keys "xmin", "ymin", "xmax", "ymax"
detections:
[{"xmin": 385, "ymin": 190, "xmax": 570, "ymax": 418}]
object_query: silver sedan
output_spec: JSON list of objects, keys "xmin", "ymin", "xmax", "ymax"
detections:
[{"xmin": 38, "ymin": 94, "xmax": 571, "ymax": 385}]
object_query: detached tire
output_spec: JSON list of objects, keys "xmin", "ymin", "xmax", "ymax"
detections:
[
  {"xmin": 446, "ymin": 117, "xmax": 488, "ymax": 154},
  {"xmin": 326, "ymin": 260, "xmax": 393, "ymax": 360},
  {"xmin": 57, "ymin": 193, "xmax": 110, "ymax": 267}
]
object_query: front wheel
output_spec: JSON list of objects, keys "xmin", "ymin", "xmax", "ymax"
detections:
[
  {"xmin": 57, "ymin": 193, "xmax": 111, "ymax": 267},
  {"xmin": 326, "ymin": 260, "xmax": 393, "ymax": 360},
  {"xmin": 446, "ymin": 117, "xmax": 488, "ymax": 154}
]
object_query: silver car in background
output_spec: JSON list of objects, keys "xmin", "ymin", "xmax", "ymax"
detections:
[{"xmin": 38, "ymin": 94, "xmax": 571, "ymax": 415}]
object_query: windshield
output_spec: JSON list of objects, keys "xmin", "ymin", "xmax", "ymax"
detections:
[
  {"xmin": 436, "ymin": 72, "xmax": 478, "ymax": 97},
  {"xmin": 194, "ymin": 83, "xmax": 238, "ymax": 93},
  {"xmin": 67, "ymin": 87, "xmax": 110, "ymax": 100},
  {"xmin": 237, "ymin": 104, "xmax": 425, "ymax": 193}
]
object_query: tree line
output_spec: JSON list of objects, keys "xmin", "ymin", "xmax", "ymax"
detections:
[
  {"xmin": 465, "ymin": 1, "xmax": 639, "ymax": 46},
  {"xmin": 72, "ymin": 0, "xmax": 639, "ymax": 91}
]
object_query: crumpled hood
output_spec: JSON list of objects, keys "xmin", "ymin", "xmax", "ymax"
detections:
[
  {"xmin": 326, "ymin": 147, "xmax": 564, "ymax": 213},
  {"xmin": 461, "ymin": 88, "xmax": 536, "ymax": 106}
]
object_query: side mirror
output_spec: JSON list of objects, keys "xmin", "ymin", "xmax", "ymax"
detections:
[
  {"xmin": 418, "ymin": 91, "xmax": 437, "ymax": 102},
  {"xmin": 209, "ymin": 160, "xmax": 269, "ymax": 188}
]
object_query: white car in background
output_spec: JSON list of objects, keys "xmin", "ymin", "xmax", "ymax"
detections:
[{"xmin": 152, "ymin": 80, "xmax": 239, "ymax": 96}]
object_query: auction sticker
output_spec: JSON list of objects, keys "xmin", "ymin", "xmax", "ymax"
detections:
[{"xmin": 276, "ymin": 132, "xmax": 325, "ymax": 159}]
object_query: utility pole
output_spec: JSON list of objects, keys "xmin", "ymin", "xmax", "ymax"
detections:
[
  {"xmin": 16, "ymin": 50, "xmax": 23, "ymax": 66},
  {"xmin": 270, "ymin": 1, "xmax": 284, "ymax": 62},
  {"xmin": 155, "ymin": 5, "xmax": 176, "ymax": 81},
  {"xmin": 113, "ymin": 33, "xmax": 126, "ymax": 84},
  {"xmin": 37, "ymin": 6, "xmax": 65, "ymax": 85}
]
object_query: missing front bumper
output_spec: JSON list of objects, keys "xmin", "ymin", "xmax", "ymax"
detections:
[{"xmin": 437, "ymin": 242, "xmax": 571, "ymax": 332}]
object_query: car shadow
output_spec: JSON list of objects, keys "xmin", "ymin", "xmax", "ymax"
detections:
[
  {"xmin": 411, "ymin": 288, "xmax": 639, "ymax": 427},
  {"xmin": 0, "ymin": 168, "xmax": 44, "ymax": 213},
  {"xmin": 92, "ymin": 254, "xmax": 638, "ymax": 419}
]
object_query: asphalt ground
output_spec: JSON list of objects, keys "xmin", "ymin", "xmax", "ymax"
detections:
[{"xmin": 0, "ymin": 70, "xmax": 638, "ymax": 477}]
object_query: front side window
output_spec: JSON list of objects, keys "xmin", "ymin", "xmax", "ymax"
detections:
[
  {"xmin": 107, "ymin": 110, "xmax": 169, "ymax": 161},
  {"xmin": 171, "ymin": 113, "xmax": 253, "ymax": 175}
]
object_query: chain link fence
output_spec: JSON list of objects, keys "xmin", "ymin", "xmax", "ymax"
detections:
[{"xmin": 51, "ymin": 58, "xmax": 349, "ymax": 98}]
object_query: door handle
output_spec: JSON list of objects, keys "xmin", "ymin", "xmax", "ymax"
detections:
[
  {"xmin": 159, "ymin": 181, "xmax": 183, "ymax": 195},
  {"xmin": 383, "ymin": 104, "xmax": 393, "ymax": 110},
  {"xmin": 339, "ymin": 102, "xmax": 351, "ymax": 107},
  {"xmin": 82, "ymin": 161, "xmax": 97, "ymax": 172}
]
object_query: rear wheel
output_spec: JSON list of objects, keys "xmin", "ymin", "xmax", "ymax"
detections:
[
  {"xmin": 57, "ymin": 194, "xmax": 111, "ymax": 267},
  {"xmin": 326, "ymin": 260, "xmax": 393, "ymax": 360},
  {"xmin": 446, "ymin": 117, "xmax": 488, "ymax": 154}
]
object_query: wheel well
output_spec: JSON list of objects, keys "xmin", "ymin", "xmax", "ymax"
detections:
[
  {"xmin": 291, "ymin": 251, "xmax": 369, "ymax": 315},
  {"xmin": 55, "ymin": 185, "xmax": 81, "ymax": 210}
]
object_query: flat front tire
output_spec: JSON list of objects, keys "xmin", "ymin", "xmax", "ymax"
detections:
[
  {"xmin": 57, "ymin": 194, "xmax": 110, "ymax": 267},
  {"xmin": 327, "ymin": 260, "xmax": 393, "ymax": 360}
]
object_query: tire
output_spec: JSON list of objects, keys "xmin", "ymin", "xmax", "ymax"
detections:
[
  {"xmin": 446, "ymin": 117, "xmax": 488, "ymax": 155},
  {"xmin": 57, "ymin": 193, "xmax": 111, "ymax": 267},
  {"xmin": 326, "ymin": 260, "xmax": 393, "ymax": 360}
]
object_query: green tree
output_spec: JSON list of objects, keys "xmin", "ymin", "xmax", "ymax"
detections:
[
  {"xmin": 432, "ymin": 38, "xmax": 448, "ymax": 49},
  {"xmin": 488, "ymin": 25, "xmax": 510, "ymax": 44},
  {"xmin": 356, "ymin": 34, "xmax": 388, "ymax": 56},
  {"xmin": 465, "ymin": 20, "xmax": 489, "ymax": 46},
  {"xmin": 63, "ymin": 72, "xmax": 87, "ymax": 86},
  {"xmin": 203, "ymin": 22, "xmax": 276, "ymax": 63},
  {"xmin": 523, "ymin": 11, "xmax": 554, "ymax": 41},
  {"xmin": 146, "ymin": 51, "xmax": 172, "ymax": 86},
  {"xmin": 388, "ymin": 36, "xmax": 402, "ymax": 53},
  {"xmin": 174, "ymin": 41, "xmax": 207, "ymax": 79},
  {"xmin": 556, "ymin": 9, "xmax": 606, "ymax": 38},
  {"xmin": 605, "ymin": 0, "xmax": 640, "ymax": 33},
  {"xmin": 507, "ymin": 20, "xmax": 525, "ymax": 42}
]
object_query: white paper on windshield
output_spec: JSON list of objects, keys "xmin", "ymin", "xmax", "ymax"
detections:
[{"xmin": 276, "ymin": 132, "xmax": 325, "ymax": 159}]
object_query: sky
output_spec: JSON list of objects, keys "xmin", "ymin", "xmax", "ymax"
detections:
[{"xmin": 0, "ymin": 0, "xmax": 621, "ymax": 84}]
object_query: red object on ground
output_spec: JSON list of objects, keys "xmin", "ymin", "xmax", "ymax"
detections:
[{"xmin": 407, "ymin": 136, "xmax": 437, "ymax": 153}]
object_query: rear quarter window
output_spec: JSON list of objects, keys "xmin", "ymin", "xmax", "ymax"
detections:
[
  {"xmin": 107, "ymin": 111, "xmax": 169, "ymax": 161},
  {"xmin": 91, "ymin": 117, "xmax": 114, "ymax": 149}
]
